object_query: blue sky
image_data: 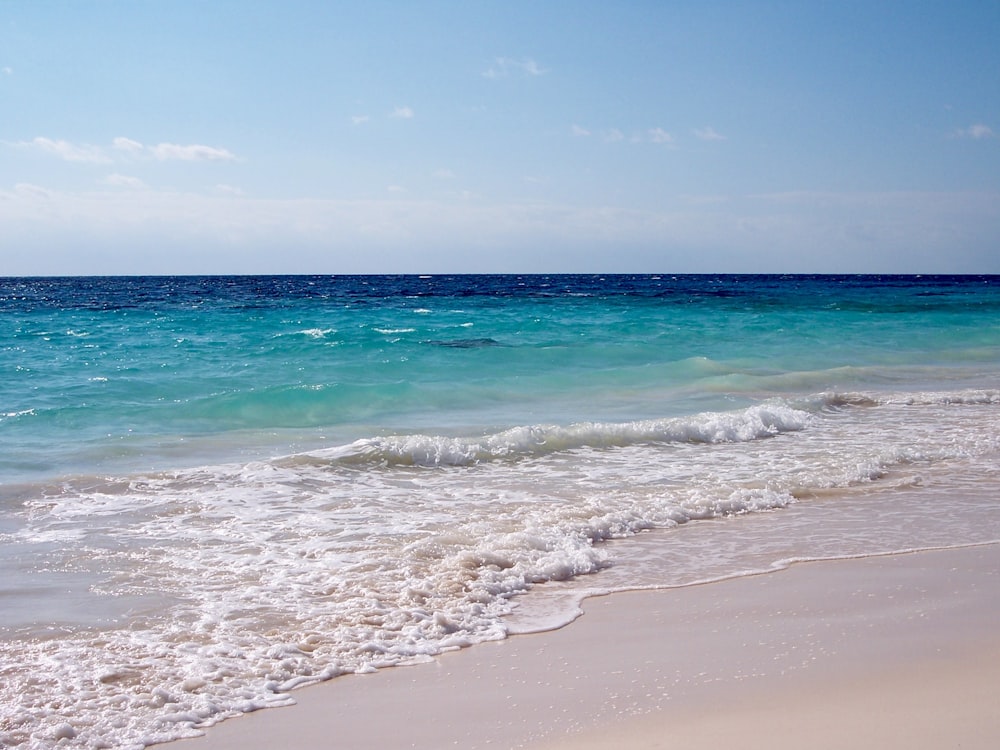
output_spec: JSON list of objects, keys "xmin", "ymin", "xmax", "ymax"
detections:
[{"xmin": 2, "ymin": 0, "xmax": 998, "ymax": 274}]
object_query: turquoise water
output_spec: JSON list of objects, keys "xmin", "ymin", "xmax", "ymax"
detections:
[
  {"xmin": 2, "ymin": 275, "xmax": 999, "ymax": 748},
  {"xmin": 4, "ymin": 275, "xmax": 997, "ymax": 479}
]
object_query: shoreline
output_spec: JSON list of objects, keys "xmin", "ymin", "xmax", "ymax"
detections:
[{"xmin": 172, "ymin": 542, "xmax": 1000, "ymax": 749}]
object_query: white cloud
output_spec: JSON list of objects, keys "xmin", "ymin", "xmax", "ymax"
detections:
[
  {"xmin": 483, "ymin": 57, "xmax": 547, "ymax": 79},
  {"xmin": 647, "ymin": 128, "xmax": 674, "ymax": 144},
  {"xmin": 694, "ymin": 126, "xmax": 726, "ymax": 141},
  {"xmin": 432, "ymin": 168, "xmax": 456, "ymax": 179},
  {"xmin": 113, "ymin": 136, "xmax": 145, "ymax": 153},
  {"xmin": 387, "ymin": 184, "xmax": 407, "ymax": 193},
  {"xmin": 390, "ymin": 106, "xmax": 414, "ymax": 119},
  {"xmin": 518, "ymin": 59, "xmax": 546, "ymax": 76},
  {"xmin": 2, "ymin": 66, "xmax": 12, "ymax": 75},
  {"xmin": 25, "ymin": 137, "xmax": 111, "ymax": 163},
  {"xmin": 101, "ymin": 173, "xmax": 146, "ymax": 189},
  {"xmin": 351, "ymin": 115, "xmax": 370, "ymax": 125},
  {"xmin": 952, "ymin": 123, "xmax": 995, "ymax": 140},
  {"xmin": 214, "ymin": 184, "xmax": 245, "ymax": 196},
  {"xmin": 13, "ymin": 182, "xmax": 53, "ymax": 199},
  {"xmin": 573, "ymin": 126, "xmax": 675, "ymax": 144},
  {"xmin": 11, "ymin": 136, "xmax": 238, "ymax": 163},
  {"xmin": 149, "ymin": 142, "xmax": 237, "ymax": 161}
]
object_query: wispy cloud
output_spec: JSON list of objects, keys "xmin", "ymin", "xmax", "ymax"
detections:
[
  {"xmin": 101, "ymin": 173, "xmax": 146, "ymax": 189},
  {"xmin": 113, "ymin": 137, "xmax": 145, "ymax": 153},
  {"xmin": 647, "ymin": 128, "xmax": 674, "ymax": 144},
  {"xmin": 24, "ymin": 137, "xmax": 112, "ymax": 163},
  {"xmin": 483, "ymin": 57, "xmax": 547, "ymax": 79},
  {"xmin": 390, "ymin": 106, "xmax": 414, "ymax": 119},
  {"xmin": 148, "ymin": 143, "xmax": 237, "ymax": 161},
  {"xmin": 6, "ymin": 187, "xmax": 996, "ymax": 275},
  {"xmin": 951, "ymin": 123, "xmax": 995, "ymax": 140},
  {"xmin": 14, "ymin": 136, "xmax": 238, "ymax": 163},
  {"xmin": 574, "ymin": 126, "xmax": 678, "ymax": 145},
  {"xmin": 694, "ymin": 126, "xmax": 727, "ymax": 141},
  {"xmin": 12, "ymin": 182, "xmax": 53, "ymax": 199},
  {"xmin": 2, "ymin": 66, "xmax": 12, "ymax": 76},
  {"xmin": 432, "ymin": 168, "xmax": 456, "ymax": 179},
  {"xmin": 351, "ymin": 115, "xmax": 370, "ymax": 125}
]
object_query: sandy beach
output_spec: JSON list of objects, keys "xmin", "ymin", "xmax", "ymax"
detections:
[{"xmin": 171, "ymin": 542, "xmax": 1000, "ymax": 750}]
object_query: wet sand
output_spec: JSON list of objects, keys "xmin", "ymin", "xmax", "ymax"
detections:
[{"xmin": 172, "ymin": 543, "xmax": 1000, "ymax": 750}]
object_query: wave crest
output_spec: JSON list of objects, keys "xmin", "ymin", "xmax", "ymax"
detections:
[
  {"xmin": 816, "ymin": 389, "xmax": 1000, "ymax": 409},
  {"xmin": 296, "ymin": 402, "xmax": 814, "ymax": 468}
]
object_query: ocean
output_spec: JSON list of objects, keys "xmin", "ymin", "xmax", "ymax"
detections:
[{"xmin": 2, "ymin": 274, "xmax": 999, "ymax": 749}]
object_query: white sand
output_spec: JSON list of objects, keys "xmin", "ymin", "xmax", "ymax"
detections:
[{"xmin": 172, "ymin": 543, "xmax": 1000, "ymax": 750}]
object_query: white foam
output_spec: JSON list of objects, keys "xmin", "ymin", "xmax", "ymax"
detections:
[
  {"xmin": 3, "ymin": 389, "xmax": 999, "ymax": 748},
  {"xmin": 307, "ymin": 401, "xmax": 814, "ymax": 468}
]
